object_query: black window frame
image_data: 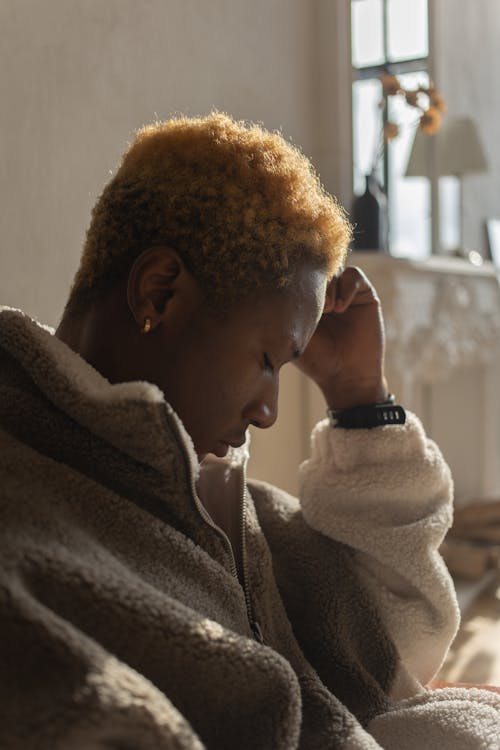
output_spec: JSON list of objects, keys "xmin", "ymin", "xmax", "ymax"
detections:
[{"xmin": 351, "ymin": 0, "xmax": 430, "ymax": 203}]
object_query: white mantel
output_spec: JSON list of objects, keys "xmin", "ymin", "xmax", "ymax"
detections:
[{"xmin": 306, "ymin": 253, "xmax": 500, "ymax": 505}]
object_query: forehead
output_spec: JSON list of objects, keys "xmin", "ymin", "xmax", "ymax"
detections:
[{"xmin": 230, "ymin": 267, "xmax": 326, "ymax": 349}]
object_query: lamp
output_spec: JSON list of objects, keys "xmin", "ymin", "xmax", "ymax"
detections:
[{"xmin": 405, "ymin": 116, "xmax": 488, "ymax": 252}]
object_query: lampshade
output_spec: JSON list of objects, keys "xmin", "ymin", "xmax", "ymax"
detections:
[{"xmin": 405, "ymin": 116, "xmax": 488, "ymax": 177}]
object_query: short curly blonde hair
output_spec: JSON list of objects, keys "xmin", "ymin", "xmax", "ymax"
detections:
[{"xmin": 68, "ymin": 112, "xmax": 351, "ymax": 313}]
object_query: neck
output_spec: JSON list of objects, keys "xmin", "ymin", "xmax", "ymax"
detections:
[{"xmin": 56, "ymin": 284, "xmax": 136, "ymax": 385}]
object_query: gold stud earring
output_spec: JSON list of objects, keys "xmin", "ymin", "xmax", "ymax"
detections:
[{"xmin": 141, "ymin": 317, "xmax": 152, "ymax": 334}]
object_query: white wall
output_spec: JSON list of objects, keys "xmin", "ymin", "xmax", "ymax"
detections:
[{"xmin": 433, "ymin": 0, "xmax": 500, "ymax": 254}]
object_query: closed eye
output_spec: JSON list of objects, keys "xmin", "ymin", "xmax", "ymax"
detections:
[{"xmin": 262, "ymin": 353, "xmax": 275, "ymax": 374}]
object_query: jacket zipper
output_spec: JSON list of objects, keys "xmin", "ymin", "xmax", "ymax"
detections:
[
  {"xmin": 239, "ymin": 465, "xmax": 264, "ymax": 643},
  {"xmin": 184, "ymin": 450, "xmax": 264, "ymax": 644}
]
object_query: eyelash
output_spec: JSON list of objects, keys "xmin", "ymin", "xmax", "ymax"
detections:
[{"xmin": 263, "ymin": 353, "xmax": 275, "ymax": 374}]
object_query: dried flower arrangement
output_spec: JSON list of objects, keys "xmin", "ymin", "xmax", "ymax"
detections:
[
  {"xmin": 353, "ymin": 74, "xmax": 447, "ymax": 251},
  {"xmin": 370, "ymin": 73, "xmax": 447, "ymax": 173}
]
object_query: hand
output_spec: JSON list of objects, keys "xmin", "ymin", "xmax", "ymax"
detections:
[{"xmin": 295, "ymin": 266, "xmax": 389, "ymax": 409}]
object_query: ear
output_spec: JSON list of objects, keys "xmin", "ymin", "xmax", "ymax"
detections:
[{"xmin": 127, "ymin": 246, "xmax": 201, "ymax": 331}]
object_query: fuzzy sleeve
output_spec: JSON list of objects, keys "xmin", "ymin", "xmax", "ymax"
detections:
[{"xmin": 298, "ymin": 412, "xmax": 460, "ymax": 688}]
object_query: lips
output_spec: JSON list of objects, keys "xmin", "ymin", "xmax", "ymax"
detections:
[
  {"xmin": 210, "ymin": 433, "xmax": 247, "ymax": 458},
  {"xmin": 226, "ymin": 435, "xmax": 247, "ymax": 449},
  {"xmin": 227, "ymin": 440, "xmax": 245, "ymax": 449}
]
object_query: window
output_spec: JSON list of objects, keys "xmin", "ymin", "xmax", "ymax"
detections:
[{"xmin": 351, "ymin": 0, "xmax": 431, "ymax": 258}]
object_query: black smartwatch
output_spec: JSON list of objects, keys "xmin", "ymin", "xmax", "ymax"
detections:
[{"xmin": 327, "ymin": 395, "xmax": 406, "ymax": 430}]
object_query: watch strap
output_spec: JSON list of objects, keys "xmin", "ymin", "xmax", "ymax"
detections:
[{"xmin": 328, "ymin": 397, "xmax": 406, "ymax": 429}]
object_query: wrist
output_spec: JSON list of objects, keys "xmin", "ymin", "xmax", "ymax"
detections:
[
  {"xmin": 328, "ymin": 396, "xmax": 406, "ymax": 429},
  {"xmin": 320, "ymin": 376, "xmax": 389, "ymax": 411}
]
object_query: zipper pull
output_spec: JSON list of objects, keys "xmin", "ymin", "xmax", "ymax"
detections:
[{"xmin": 251, "ymin": 620, "xmax": 264, "ymax": 644}]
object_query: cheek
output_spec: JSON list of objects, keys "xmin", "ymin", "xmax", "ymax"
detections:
[
  {"xmin": 198, "ymin": 359, "xmax": 260, "ymax": 432},
  {"xmin": 170, "ymin": 351, "xmax": 240, "ymax": 423},
  {"xmin": 156, "ymin": 321, "xmax": 258, "ymax": 439}
]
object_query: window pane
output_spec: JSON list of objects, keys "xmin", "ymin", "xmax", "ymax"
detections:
[
  {"xmin": 352, "ymin": 78, "xmax": 383, "ymax": 195},
  {"xmin": 390, "ymin": 175, "xmax": 430, "ymax": 259},
  {"xmin": 440, "ymin": 177, "xmax": 460, "ymax": 252},
  {"xmin": 351, "ymin": 0, "xmax": 384, "ymax": 68},
  {"xmin": 388, "ymin": 71, "xmax": 430, "ymax": 258},
  {"xmin": 387, "ymin": 0, "xmax": 428, "ymax": 62}
]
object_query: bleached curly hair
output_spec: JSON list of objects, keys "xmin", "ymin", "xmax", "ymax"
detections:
[{"xmin": 67, "ymin": 112, "xmax": 351, "ymax": 313}]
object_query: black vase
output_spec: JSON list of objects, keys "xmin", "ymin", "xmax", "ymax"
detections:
[{"xmin": 352, "ymin": 174, "xmax": 389, "ymax": 251}]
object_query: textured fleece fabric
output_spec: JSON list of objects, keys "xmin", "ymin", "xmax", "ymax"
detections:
[{"xmin": 0, "ymin": 306, "xmax": 499, "ymax": 750}]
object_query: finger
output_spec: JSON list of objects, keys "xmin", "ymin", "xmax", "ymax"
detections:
[
  {"xmin": 323, "ymin": 277, "xmax": 338, "ymax": 313},
  {"xmin": 334, "ymin": 267, "xmax": 378, "ymax": 313},
  {"xmin": 333, "ymin": 267, "xmax": 363, "ymax": 313}
]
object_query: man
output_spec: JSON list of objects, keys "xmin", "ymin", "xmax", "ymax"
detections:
[{"xmin": 0, "ymin": 112, "xmax": 498, "ymax": 748}]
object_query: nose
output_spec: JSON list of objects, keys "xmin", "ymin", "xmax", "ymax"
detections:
[{"xmin": 244, "ymin": 378, "xmax": 279, "ymax": 430}]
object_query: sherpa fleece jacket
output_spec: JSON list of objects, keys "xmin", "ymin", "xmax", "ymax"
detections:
[{"xmin": 0, "ymin": 306, "xmax": 499, "ymax": 750}]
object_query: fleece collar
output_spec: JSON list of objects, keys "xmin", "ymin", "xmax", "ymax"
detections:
[
  {"xmin": 0, "ymin": 307, "xmax": 202, "ymax": 481},
  {"xmin": 0, "ymin": 306, "xmax": 252, "ymax": 508}
]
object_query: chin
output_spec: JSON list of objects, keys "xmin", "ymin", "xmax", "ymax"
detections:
[
  {"xmin": 211, "ymin": 441, "xmax": 229, "ymax": 459},
  {"xmin": 197, "ymin": 444, "xmax": 228, "ymax": 463}
]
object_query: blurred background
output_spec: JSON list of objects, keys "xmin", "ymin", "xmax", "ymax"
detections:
[{"xmin": 1, "ymin": 0, "xmax": 500, "ymax": 686}]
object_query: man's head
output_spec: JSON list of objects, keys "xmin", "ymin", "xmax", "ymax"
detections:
[
  {"xmin": 61, "ymin": 113, "xmax": 352, "ymax": 459},
  {"xmin": 66, "ymin": 112, "xmax": 351, "ymax": 315},
  {"xmin": 124, "ymin": 252, "xmax": 328, "ymax": 459}
]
